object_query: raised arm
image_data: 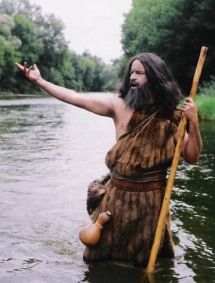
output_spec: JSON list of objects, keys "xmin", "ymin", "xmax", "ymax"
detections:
[
  {"xmin": 181, "ymin": 97, "xmax": 202, "ymax": 164},
  {"xmin": 16, "ymin": 63, "xmax": 115, "ymax": 118}
]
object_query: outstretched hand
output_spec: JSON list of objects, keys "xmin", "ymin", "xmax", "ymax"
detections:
[{"xmin": 16, "ymin": 62, "xmax": 42, "ymax": 84}]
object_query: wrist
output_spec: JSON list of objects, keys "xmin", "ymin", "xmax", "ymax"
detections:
[
  {"xmin": 187, "ymin": 118, "xmax": 200, "ymax": 134},
  {"xmin": 35, "ymin": 77, "xmax": 46, "ymax": 88},
  {"xmin": 187, "ymin": 113, "xmax": 199, "ymax": 124}
]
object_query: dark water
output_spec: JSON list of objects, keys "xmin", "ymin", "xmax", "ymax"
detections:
[{"xmin": 0, "ymin": 96, "xmax": 214, "ymax": 283}]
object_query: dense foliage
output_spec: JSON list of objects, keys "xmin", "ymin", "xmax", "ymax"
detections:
[
  {"xmin": 1, "ymin": 0, "xmax": 215, "ymax": 96},
  {"xmin": 0, "ymin": 0, "xmax": 117, "ymax": 94},
  {"xmin": 196, "ymin": 79, "xmax": 215, "ymax": 120},
  {"xmin": 121, "ymin": 0, "xmax": 215, "ymax": 93}
]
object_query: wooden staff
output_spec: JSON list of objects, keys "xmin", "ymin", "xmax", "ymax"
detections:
[{"xmin": 145, "ymin": 46, "xmax": 208, "ymax": 274}]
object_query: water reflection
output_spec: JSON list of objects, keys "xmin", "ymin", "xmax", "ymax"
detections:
[
  {"xmin": 0, "ymin": 97, "xmax": 214, "ymax": 283},
  {"xmin": 82, "ymin": 263, "xmax": 141, "ymax": 283}
]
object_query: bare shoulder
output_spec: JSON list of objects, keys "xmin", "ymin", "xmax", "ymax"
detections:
[
  {"xmin": 112, "ymin": 95, "xmax": 126, "ymax": 110},
  {"xmin": 112, "ymin": 95, "xmax": 133, "ymax": 129}
]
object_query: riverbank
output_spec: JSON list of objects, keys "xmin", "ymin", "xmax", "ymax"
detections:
[
  {"xmin": 1, "ymin": 92, "xmax": 214, "ymax": 120},
  {"xmin": 196, "ymin": 94, "xmax": 215, "ymax": 121},
  {"xmin": 0, "ymin": 92, "xmax": 44, "ymax": 100},
  {"xmin": 196, "ymin": 80, "xmax": 215, "ymax": 121}
]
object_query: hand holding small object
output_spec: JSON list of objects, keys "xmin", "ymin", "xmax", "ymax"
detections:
[{"xmin": 16, "ymin": 62, "xmax": 42, "ymax": 84}]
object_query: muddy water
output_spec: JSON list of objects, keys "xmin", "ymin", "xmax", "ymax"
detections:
[{"xmin": 0, "ymin": 96, "xmax": 214, "ymax": 283}]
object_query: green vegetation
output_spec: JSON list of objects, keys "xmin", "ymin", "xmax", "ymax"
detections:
[
  {"xmin": 0, "ymin": 0, "xmax": 215, "ymax": 121},
  {"xmin": 120, "ymin": 0, "xmax": 215, "ymax": 120},
  {"xmin": 0, "ymin": 0, "xmax": 118, "ymax": 94},
  {"xmin": 196, "ymin": 81, "xmax": 215, "ymax": 120},
  {"xmin": 121, "ymin": 0, "xmax": 215, "ymax": 93}
]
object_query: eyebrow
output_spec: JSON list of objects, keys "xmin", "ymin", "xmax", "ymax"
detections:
[{"xmin": 130, "ymin": 69, "xmax": 146, "ymax": 74}]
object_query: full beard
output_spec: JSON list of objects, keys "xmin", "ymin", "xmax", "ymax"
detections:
[{"xmin": 124, "ymin": 84, "xmax": 155, "ymax": 112}]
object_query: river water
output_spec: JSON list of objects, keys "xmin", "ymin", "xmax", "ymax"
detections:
[{"xmin": 0, "ymin": 95, "xmax": 214, "ymax": 283}]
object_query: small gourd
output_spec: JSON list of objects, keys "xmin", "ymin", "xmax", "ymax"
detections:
[{"xmin": 79, "ymin": 211, "xmax": 111, "ymax": 246}]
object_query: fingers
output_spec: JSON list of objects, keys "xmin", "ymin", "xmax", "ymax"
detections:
[
  {"xmin": 183, "ymin": 98, "xmax": 195, "ymax": 111},
  {"xmin": 26, "ymin": 65, "xmax": 34, "ymax": 76},
  {"xmin": 177, "ymin": 97, "xmax": 194, "ymax": 110},
  {"xmin": 15, "ymin": 63, "xmax": 25, "ymax": 71},
  {"xmin": 33, "ymin": 64, "xmax": 38, "ymax": 71},
  {"xmin": 23, "ymin": 61, "xmax": 27, "ymax": 73},
  {"xmin": 184, "ymin": 97, "xmax": 194, "ymax": 104},
  {"xmin": 15, "ymin": 62, "xmax": 35, "ymax": 76},
  {"xmin": 180, "ymin": 97, "xmax": 198, "ymax": 121},
  {"xmin": 185, "ymin": 97, "xmax": 193, "ymax": 102}
]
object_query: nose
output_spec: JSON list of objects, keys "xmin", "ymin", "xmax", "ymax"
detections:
[
  {"xmin": 130, "ymin": 75, "xmax": 139, "ymax": 87},
  {"xmin": 130, "ymin": 72, "xmax": 137, "ymax": 80}
]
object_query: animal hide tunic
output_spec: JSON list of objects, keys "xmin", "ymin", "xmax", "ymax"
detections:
[{"xmin": 83, "ymin": 110, "xmax": 180, "ymax": 266}]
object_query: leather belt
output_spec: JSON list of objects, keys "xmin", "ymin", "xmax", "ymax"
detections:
[{"xmin": 111, "ymin": 176, "xmax": 166, "ymax": 192}]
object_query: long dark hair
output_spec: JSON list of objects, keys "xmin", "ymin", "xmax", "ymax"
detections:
[{"xmin": 119, "ymin": 53, "xmax": 183, "ymax": 118}]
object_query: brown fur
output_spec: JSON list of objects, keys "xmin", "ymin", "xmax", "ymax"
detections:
[
  {"xmin": 106, "ymin": 110, "xmax": 179, "ymax": 177},
  {"xmin": 84, "ymin": 110, "xmax": 179, "ymax": 266}
]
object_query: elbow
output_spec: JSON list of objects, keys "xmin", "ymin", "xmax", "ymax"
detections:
[
  {"xmin": 182, "ymin": 140, "xmax": 202, "ymax": 165},
  {"xmin": 186, "ymin": 157, "xmax": 199, "ymax": 165},
  {"xmin": 183, "ymin": 152, "xmax": 200, "ymax": 165}
]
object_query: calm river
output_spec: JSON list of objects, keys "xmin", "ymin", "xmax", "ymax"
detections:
[{"xmin": 0, "ymin": 95, "xmax": 214, "ymax": 283}]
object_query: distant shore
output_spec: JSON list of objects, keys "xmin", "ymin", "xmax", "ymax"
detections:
[
  {"xmin": 0, "ymin": 92, "xmax": 45, "ymax": 99},
  {"xmin": 1, "ymin": 92, "xmax": 214, "ymax": 121}
]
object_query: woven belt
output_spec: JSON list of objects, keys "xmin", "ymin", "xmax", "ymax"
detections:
[{"xmin": 110, "ymin": 176, "xmax": 166, "ymax": 192}]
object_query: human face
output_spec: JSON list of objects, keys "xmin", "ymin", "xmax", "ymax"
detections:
[{"xmin": 129, "ymin": 59, "xmax": 147, "ymax": 89}]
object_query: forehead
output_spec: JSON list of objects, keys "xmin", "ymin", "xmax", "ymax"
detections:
[{"xmin": 130, "ymin": 59, "xmax": 145, "ymax": 71}]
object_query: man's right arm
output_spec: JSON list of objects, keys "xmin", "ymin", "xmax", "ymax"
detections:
[
  {"xmin": 16, "ymin": 63, "xmax": 115, "ymax": 118},
  {"xmin": 37, "ymin": 78, "xmax": 115, "ymax": 117}
]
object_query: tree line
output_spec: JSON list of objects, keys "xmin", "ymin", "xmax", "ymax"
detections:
[
  {"xmin": 0, "ymin": 0, "xmax": 118, "ymax": 94},
  {"xmin": 121, "ymin": 0, "xmax": 215, "ymax": 93},
  {"xmin": 0, "ymin": 0, "xmax": 214, "ymax": 95}
]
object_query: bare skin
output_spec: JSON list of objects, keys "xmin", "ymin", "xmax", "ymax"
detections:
[
  {"xmin": 178, "ymin": 97, "xmax": 202, "ymax": 164},
  {"xmin": 16, "ymin": 60, "xmax": 202, "ymax": 164}
]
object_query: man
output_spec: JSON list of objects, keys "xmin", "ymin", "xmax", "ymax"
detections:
[{"xmin": 16, "ymin": 53, "xmax": 202, "ymax": 266}]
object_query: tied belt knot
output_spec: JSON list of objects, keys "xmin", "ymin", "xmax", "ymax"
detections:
[{"xmin": 110, "ymin": 170, "xmax": 167, "ymax": 192}]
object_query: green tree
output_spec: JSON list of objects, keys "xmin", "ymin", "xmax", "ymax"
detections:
[
  {"xmin": 36, "ymin": 14, "xmax": 68, "ymax": 82},
  {"xmin": 13, "ymin": 14, "xmax": 43, "ymax": 63},
  {"xmin": 0, "ymin": 0, "xmax": 117, "ymax": 94},
  {"xmin": 11, "ymin": 14, "xmax": 44, "ymax": 93},
  {"xmin": 156, "ymin": 0, "xmax": 215, "ymax": 92},
  {"xmin": 0, "ymin": 0, "xmax": 43, "ymax": 22},
  {"xmin": 121, "ymin": 0, "xmax": 215, "ymax": 92},
  {"xmin": 59, "ymin": 50, "xmax": 76, "ymax": 89},
  {"xmin": 0, "ymin": 14, "xmax": 21, "ymax": 92}
]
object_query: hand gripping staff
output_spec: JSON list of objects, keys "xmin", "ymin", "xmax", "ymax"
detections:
[{"xmin": 145, "ymin": 46, "xmax": 208, "ymax": 274}]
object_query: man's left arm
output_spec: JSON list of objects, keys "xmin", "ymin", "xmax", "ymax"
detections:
[{"xmin": 182, "ymin": 98, "xmax": 202, "ymax": 164}]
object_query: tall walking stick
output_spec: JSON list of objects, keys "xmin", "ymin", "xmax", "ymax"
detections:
[{"xmin": 145, "ymin": 46, "xmax": 208, "ymax": 274}]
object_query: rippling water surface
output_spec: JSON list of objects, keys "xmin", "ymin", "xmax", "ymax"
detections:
[{"xmin": 0, "ymin": 96, "xmax": 214, "ymax": 283}]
